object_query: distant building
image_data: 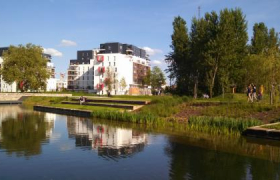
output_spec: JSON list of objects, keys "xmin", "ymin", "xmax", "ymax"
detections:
[
  {"xmin": 0, "ymin": 47, "xmax": 56, "ymax": 92},
  {"xmin": 67, "ymin": 42, "xmax": 151, "ymax": 95},
  {"xmin": 56, "ymin": 73, "xmax": 67, "ymax": 91}
]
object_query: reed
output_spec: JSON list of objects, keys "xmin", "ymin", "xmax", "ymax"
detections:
[
  {"xmin": 187, "ymin": 116, "xmax": 262, "ymax": 134},
  {"xmin": 92, "ymin": 110, "xmax": 161, "ymax": 125}
]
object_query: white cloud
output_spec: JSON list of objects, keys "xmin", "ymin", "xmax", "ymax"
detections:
[
  {"xmin": 43, "ymin": 48, "xmax": 63, "ymax": 57},
  {"xmin": 151, "ymin": 60, "xmax": 163, "ymax": 65},
  {"xmin": 142, "ymin": 47, "xmax": 163, "ymax": 56},
  {"xmin": 59, "ymin": 39, "xmax": 77, "ymax": 47}
]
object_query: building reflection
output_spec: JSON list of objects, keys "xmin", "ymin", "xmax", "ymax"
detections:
[
  {"xmin": 0, "ymin": 108, "xmax": 55, "ymax": 157},
  {"xmin": 67, "ymin": 116, "xmax": 147, "ymax": 157}
]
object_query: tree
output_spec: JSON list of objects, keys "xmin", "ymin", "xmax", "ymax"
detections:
[
  {"xmin": 251, "ymin": 22, "xmax": 269, "ymax": 54},
  {"xmin": 165, "ymin": 16, "xmax": 190, "ymax": 95},
  {"xmin": 120, "ymin": 77, "xmax": 127, "ymax": 91},
  {"xmin": 0, "ymin": 44, "xmax": 50, "ymax": 92},
  {"xmin": 151, "ymin": 66, "xmax": 166, "ymax": 90},
  {"xmin": 104, "ymin": 67, "xmax": 117, "ymax": 94},
  {"xmin": 142, "ymin": 68, "xmax": 151, "ymax": 87}
]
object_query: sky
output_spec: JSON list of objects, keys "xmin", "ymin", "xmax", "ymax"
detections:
[{"xmin": 0, "ymin": 0, "xmax": 279, "ymax": 80}]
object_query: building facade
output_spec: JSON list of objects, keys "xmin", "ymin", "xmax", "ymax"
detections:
[{"xmin": 67, "ymin": 42, "xmax": 151, "ymax": 95}]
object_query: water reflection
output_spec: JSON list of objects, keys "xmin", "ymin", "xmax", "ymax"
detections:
[
  {"xmin": 0, "ymin": 107, "xmax": 54, "ymax": 157},
  {"xmin": 67, "ymin": 116, "xmax": 147, "ymax": 158},
  {"xmin": 165, "ymin": 136, "xmax": 280, "ymax": 180}
]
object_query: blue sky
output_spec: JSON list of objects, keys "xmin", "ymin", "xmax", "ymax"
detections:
[{"xmin": 0, "ymin": 0, "xmax": 279, "ymax": 79}]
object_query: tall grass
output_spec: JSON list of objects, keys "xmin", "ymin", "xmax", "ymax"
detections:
[
  {"xmin": 92, "ymin": 110, "xmax": 162, "ymax": 125},
  {"xmin": 187, "ymin": 116, "xmax": 262, "ymax": 135},
  {"xmin": 139, "ymin": 96, "xmax": 191, "ymax": 117}
]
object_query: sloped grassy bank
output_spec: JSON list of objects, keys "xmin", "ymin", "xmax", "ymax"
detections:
[{"xmin": 23, "ymin": 95, "xmax": 263, "ymax": 135}]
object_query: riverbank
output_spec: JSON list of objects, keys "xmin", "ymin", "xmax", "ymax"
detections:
[{"xmin": 22, "ymin": 93, "xmax": 280, "ymax": 135}]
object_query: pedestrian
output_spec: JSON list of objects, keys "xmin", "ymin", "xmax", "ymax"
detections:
[
  {"xmin": 252, "ymin": 84, "xmax": 257, "ymax": 101},
  {"xmin": 259, "ymin": 85, "xmax": 264, "ymax": 100},
  {"xmin": 80, "ymin": 96, "xmax": 85, "ymax": 105},
  {"xmin": 247, "ymin": 84, "xmax": 253, "ymax": 102}
]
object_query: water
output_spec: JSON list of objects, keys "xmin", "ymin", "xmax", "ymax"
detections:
[{"xmin": 0, "ymin": 105, "xmax": 280, "ymax": 180}]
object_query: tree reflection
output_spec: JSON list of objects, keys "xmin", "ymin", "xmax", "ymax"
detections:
[
  {"xmin": 0, "ymin": 113, "xmax": 52, "ymax": 157},
  {"xmin": 165, "ymin": 137, "xmax": 280, "ymax": 180}
]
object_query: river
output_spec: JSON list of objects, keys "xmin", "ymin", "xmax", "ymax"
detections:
[{"xmin": 0, "ymin": 105, "xmax": 279, "ymax": 180}]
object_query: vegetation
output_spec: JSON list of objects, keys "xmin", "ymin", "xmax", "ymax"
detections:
[
  {"xmin": 261, "ymin": 124, "xmax": 280, "ymax": 130},
  {"xmin": 166, "ymin": 8, "xmax": 280, "ymax": 99},
  {"xmin": 0, "ymin": 44, "xmax": 50, "ymax": 92},
  {"xmin": 187, "ymin": 116, "xmax": 262, "ymax": 135},
  {"xmin": 150, "ymin": 66, "xmax": 166, "ymax": 90},
  {"xmin": 104, "ymin": 66, "xmax": 117, "ymax": 94}
]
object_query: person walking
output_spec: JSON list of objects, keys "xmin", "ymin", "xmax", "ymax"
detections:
[
  {"xmin": 259, "ymin": 85, "xmax": 264, "ymax": 100},
  {"xmin": 252, "ymin": 84, "xmax": 257, "ymax": 101},
  {"xmin": 247, "ymin": 84, "xmax": 253, "ymax": 102}
]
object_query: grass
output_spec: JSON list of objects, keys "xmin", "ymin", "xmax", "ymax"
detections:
[
  {"xmin": 261, "ymin": 123, "xmax": 280, "ymax": 130},
  {"xmin": 138, "ymin": 96, "xmax": 191, "ymax": 117},
  {"xmin": 201, "ymin": 102, "xmax": 274, "ymax": 118},
  {"xmin": 23, "ymin": 93, "xmax": 276, "ymax": 135},
  {"xmin": 187, "ymin": 116, "xmax": 263, "ymax": 135}
]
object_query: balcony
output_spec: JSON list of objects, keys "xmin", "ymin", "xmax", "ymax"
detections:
[
  {"xmin": 98, "ymin": 66, "xmax": 105, "ymax": 73},
  {"xmin": 96, "ymin": 55, "xmax": 104, "ymax": 62}
]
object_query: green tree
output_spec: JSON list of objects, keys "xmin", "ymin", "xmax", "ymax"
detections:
[
  {"xmin": 151, "ymin": 66, "xmax": 166, "ymax": 90},
  {"xmin": 104, "ymin": 67, "xmax": 117, "ymax": 94},
  {"xmin": 165, "ymin": 16, "xmax": 190, "ymax": 95},
  {"xmin": 216, "ymin": 8, "xmax": 248, "ymax": 95},
  {"xmin": 0, "ymin": 44, "xmax": 50, "ymax": 92},
  {"xmin": 120, "ymin": 77, "xmax": 127, "ymax": 91},
  {"xmin": 142, "ymin": 68, "xmax": 151, "ymax": 87},
  {"xmin": 251, "ymin": 22, "xmax": 269, "ymax": 54}
]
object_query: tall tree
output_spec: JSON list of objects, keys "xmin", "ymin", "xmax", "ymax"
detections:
[
  {"xmin": 251, "ymin": 22, "xmax": 269, "ymax": 54},
  {"xmin": 216, "ymin": 8, "xmax": 248, "ymax": 94},
  {"xmin": 0, "ymin": 44, "xmax": 50, "ymax": 92},
  {"xmin": 165, "ymin": 16, "xmax": 190, "ymax": 95}
]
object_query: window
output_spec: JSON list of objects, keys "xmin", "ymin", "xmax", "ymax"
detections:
[
  {"xmin": 109, "ymin": 62, "xmax": 111, "ymax": 66},
  {"xmin": 114, "ymin": 56, "xmax": 116, "ymax": 61},
  {"xmin": 114, "ymin": 62, "xmax": 116, "ymax": 66},
  {"xmin": 115, "ymin": 67, "xmax": 117, "ymax": 72}
]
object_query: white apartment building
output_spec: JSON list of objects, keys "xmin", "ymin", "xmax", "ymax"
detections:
[{"xmin": 67, "ymin": 42, "xmax": 151, "ymax": 95}]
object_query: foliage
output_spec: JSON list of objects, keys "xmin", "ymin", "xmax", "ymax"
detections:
[
  {"xmin": 119, "ymin": 77, "xmax": 127, "ymax": 91},
  {"xmin": 142, "ymin": 68, "xmax": 151, "ymax": 87},
  {"xmin": 165, "ymin": 16, "xmax": 190, "ymax": 95},
  {"xmin": 0, "ymin": 113, "xmax": 52, "ymax": 157},
  {"xmin": 187, "ymin": 116, "xmax": 262, "ymax": 134},
  {"xmin": 0, "ymin": 44, "xmax": 50, "ymax": 92},
  {"xmin": 150, "ymin": 66, "xmax": 166, "ymax": 90},
  {"xmin": 165, "ymin": 8, "xmax": 280, "ymax": 98},
  {"xmin": 104, "ymin": 67, "xmax": 117, "ymax": 92},
  {"xmin": 261, "ymin": 123, "xmax": 280, "ymax": 130}
]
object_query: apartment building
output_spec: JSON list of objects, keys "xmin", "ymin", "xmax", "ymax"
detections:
[
  {"xmin": 0, "ymin": 47, "xmax": 56, "ymax": 92},
  {"xmin": 67, "ymin": 42, "xmax": 151, "ymax": 95}
]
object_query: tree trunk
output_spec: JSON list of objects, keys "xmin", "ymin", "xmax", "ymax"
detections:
[
  {"xmin": 210, "ymin": 65, "xmax": 218, "ymax": 98},
  {"xmin": 194, "ymin": 81, "xmax": 197, "ymax": 99}
]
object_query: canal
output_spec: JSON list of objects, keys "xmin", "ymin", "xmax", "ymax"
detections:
[{"xmin": 0, "ymin": 105, "xmax": 280, "ymax": 180}]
